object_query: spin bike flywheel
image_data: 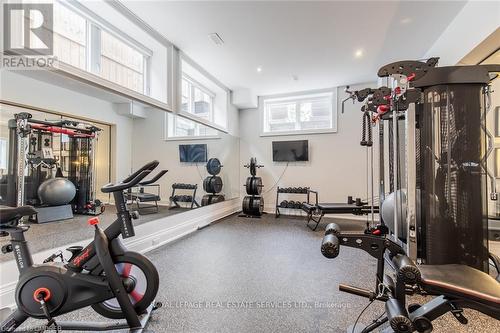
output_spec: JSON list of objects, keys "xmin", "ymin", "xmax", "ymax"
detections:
[{"xmin": 91, "ymin": 252, "xmax": 159, "ymax": 319}]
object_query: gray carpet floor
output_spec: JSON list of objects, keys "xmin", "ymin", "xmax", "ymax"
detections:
[
  {"xmin": 0, "ymin": 204, "xmax": 189, "ymax": 262},
  {"xmin": 11, "ymin": 213, "xmax": 500, "ymax": 332}
]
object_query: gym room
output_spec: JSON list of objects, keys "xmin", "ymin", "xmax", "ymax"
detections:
[{"xmin": 0, "ymin": 1, "xmax": 498, "ymax": 332}]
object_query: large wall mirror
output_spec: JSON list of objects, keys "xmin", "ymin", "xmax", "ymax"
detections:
[{"xmin": 0, "ymin": 102, "xmax": 239, "ymax": 260}]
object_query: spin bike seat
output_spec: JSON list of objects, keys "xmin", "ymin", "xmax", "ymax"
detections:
[
  {"xmin": 419, "ymin": 264, "xmax": 500, "ymax": 318},
  {"xmin": 0, "ymin": 206, "xmax": 37, "ymax": 226}
]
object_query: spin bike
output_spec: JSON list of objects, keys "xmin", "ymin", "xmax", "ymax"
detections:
[{"xmin": 0, "ymin": 161, "xmax": 162, "ymax": 332}]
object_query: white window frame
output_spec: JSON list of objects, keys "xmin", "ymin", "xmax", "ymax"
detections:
[
  {"xmin": 164, "ymin": 113, "xmax": 220, "ymax": 141},
  {"xmin": 260, "ymin": 88, "xmax": 338, "ymax": 137},
  {"xmin": 54, "ymin": 1, "xmax": 152, "ymax": 95},
  {"xmin": 181, "ymin": 74, "xmax": 215, "ymax": 122}
]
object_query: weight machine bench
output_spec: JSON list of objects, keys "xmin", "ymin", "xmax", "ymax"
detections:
[
  {"xmin": 126, "ymin": 170, "xmax": 168, "ymax": 214},
  {"xmin": 302, "ymin": 190, "xmax": 379, "ymax": 231}
]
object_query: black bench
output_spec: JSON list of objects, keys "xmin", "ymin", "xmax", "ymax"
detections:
[
  {"xmin": 302, "ymin": 190, "xmax": 378, "ymax": 230},
  {"xmin": 126, "ymin": 170, "xmax": 168, "ymax": 214}
]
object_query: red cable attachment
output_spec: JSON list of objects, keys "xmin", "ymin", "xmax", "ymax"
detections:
[
  {"xmin": 88, "ymin": 217, "xmax": 100, "ymax": 226},
  {"xmin": 372, "ymin": 229, "xmax": 381, "ymax": 236},
  {"xmin": 383, "ymin": 95, "xmax": 391, "ymax": 101},
  {"xmin": 407, "ymin": 72, "xmax": 416, "ymax": 81},
  {"xmin": 377, "ymin": 105, "xmax": 389, "ymax": 114},
  {"xmin": 394, "ymin": 87, "xmax": 401, "ymax": 95},
  {"xmin": 33, "ymin": 287, "xmax": 51, "ymax": 303}
]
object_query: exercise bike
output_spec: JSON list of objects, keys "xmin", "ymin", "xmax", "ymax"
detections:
[{"xmin": 0, "ymin": 161, "xmax": 162, "ymax": 332}]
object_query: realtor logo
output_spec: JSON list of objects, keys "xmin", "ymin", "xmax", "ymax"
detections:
[{"xmin": 3, "ymin": 3, "xmax": 53, "ymax": 56}]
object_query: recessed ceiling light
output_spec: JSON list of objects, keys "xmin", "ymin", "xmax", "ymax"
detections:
[
  {"xmin": 208, "ymin": 33, "xmax": 224, "ymax": 46},
  {"xmin": 400, "ymin": 17, "xmax": 412, "ymax": 24},
  {"xmin": 354, "ymin": 49, "xmax": 364, "ymax": 58},
  {"xmin": 257, "ymin": 66, "xmax": 262, "ymax": 73}
]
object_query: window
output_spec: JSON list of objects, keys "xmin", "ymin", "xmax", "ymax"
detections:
[
  {"xmin": 53, "ymin": 3, "xmax": 87, "ymax": 70},
  {"xmin": 100, "ymin": 30, "xmax": 146, "ymax": 93},
  {"xmin": 263, "ymin": 92, "xmax": 335, "ymax": 135},
  {"xmin": 52, "ymin": 2, "xmax": 149, "ymax": 94},
  {"xmin": 166, "ymin": 114, "xmax": 217, "ymax": 139},
  {"xmin": 181, "ymin": 75, "xmax": 214, "ymax": 121}
]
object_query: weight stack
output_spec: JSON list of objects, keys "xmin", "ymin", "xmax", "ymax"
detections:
[
  {"xmin": 202, "ymin": 175, "xmax": 225, "ymax": 206},
  {"xmin": 242, "ymin": 176, "xmax": 264, "ymax": 216},
  {"xmin": 413, "ymin": 65, "xmax": 495, "ymax": 272}
]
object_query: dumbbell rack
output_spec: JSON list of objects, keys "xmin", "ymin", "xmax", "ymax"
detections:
[
  {"xmin": 169, "ymin": 183, "xmax": 200, "ymax": 209},
  {"xmin": 275, "ymin": 186, "xmax": 309, "ymax": 218}
]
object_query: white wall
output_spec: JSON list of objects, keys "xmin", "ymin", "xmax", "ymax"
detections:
[
  {"xmin": 0, "ymin": 71, "xmax": 134, "ymax": 181},
  {"xmin": 239, "ymin": 82, "xmax": 379, "ymax": 212},
  {"xmin": 424, "ymin": 0, "xmax": 500, "ymax": 66}
]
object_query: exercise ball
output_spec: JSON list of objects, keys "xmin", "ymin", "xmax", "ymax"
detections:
[
  {"xmin": 381, "ymin": 190, "xmax": 407, "ymax": 241},
  {"xmin": 38, "ymin": 178, "xmax": 76, "ymax": 206}
]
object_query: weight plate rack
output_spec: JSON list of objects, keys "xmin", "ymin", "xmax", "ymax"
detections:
[
  {"xmin": 241, "ymin": 158, "xmax": 264, "ymax": 217},
  {"xmin": 275, "ymin": 186, "xmax": 310, "ymax": 218},
  {"xmin": 202, "ymin": 158, "xmax": 226, "ymax": 206}
]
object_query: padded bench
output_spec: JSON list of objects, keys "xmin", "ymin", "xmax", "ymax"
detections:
[{"xmin": 302, "ymin": 190, "xmax": 379, "ymax": 230}]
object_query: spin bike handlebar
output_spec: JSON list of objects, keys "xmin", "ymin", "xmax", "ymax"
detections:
[{"xmin": 101, "ymin": 160, "xmax": 159, "ymax": 193}]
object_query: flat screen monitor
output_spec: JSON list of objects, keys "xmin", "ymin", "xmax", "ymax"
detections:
[
  {"xmin": 179, "ymin": 144, "xmax": 207, "ymax": 163},
  {"xmin": 272, "ymin": 140, "xmax": 309, "ymax": 162}
]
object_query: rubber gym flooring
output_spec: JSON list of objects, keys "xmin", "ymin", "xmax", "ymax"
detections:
[
  {"xmin": 14, "ymin": 213, "xmax": 500, "ymax": 332},
  {"xmin": 0, "ymin": 204, "xmax": 188, "ymax": 262}
]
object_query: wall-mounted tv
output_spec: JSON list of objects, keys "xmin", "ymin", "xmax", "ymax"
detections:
[
  {"xmin": 179, "ymin": 144, "xmax": 208, "ymax": 163},
  {"xmin": 272, "ymin": 140, "xmax": 309, "ymax": 162}
]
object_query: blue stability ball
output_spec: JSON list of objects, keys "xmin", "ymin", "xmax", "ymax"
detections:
[{"xmin": 38, "ymin": 177, "xmax": 77, "ymax": 206}]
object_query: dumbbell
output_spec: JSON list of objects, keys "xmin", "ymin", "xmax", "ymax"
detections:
[
  {"xmin": 287, "ymin": 200, "xmax": 296, "ymax": 208},
  {"xmin": 280, "ymin": 200, "xmax": 288, "ymax": 208},
  {"xmin": 294, "ymin": 202, "xmax": 302, "ymax": 209}
]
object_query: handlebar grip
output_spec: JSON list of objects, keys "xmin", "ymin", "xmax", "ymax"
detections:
[
  {"xmin": 101, "ymin": 170, "xmax": 151, "ymax": 193},
  {"xmin": 122, "ymin": 160, "xmax": 159, "ymax": 183},
  {"xmin": 139, "ymin": 169, "xmax": 168, "ymax": 186},
  {"xmin": 325, "ymin": 223, "xmax": 341, "ymax": 236},
  {"xmin": 321, "ymin": 233, "xmax": 340, "ymax": 259},
  {"xmin": 392, "ymin": 254, "xmax": 421, "ymax": 284},
  {"xmin": 385, "ymin": 298, "xmax": 413, "ymax": 333}
]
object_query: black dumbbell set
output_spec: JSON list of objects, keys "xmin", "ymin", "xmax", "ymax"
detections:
[
  {"xmin": 277, "ymin": 187, "xmax": 309, "ymax": 194},
  {"xmin": 202, "ymin": 158, "xmax": 225, "ymax": 206},
  {"xmin": 241, "ymin": 158, "xmax": 264, "ymax": 217},
  {"xmin": 275, "ymin": 186, "xmax": 310, "ymax": 218},
  {"xmin": 169, "ymin": 183, "xmax": 200, "ymax": 209}
]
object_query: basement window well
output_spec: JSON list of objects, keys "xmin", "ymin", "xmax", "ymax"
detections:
[{"xmin": 261, "ymin": 90, "xmax": 337, "ymax": 136}]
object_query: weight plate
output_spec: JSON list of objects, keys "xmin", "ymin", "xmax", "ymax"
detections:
[
  {"xmin": 206, "ymin": 158, "xmax": 222, "ymax": 176},
  {"xmin": 250, "ymin": 157, "xmax": 257, "ymax": 176}
]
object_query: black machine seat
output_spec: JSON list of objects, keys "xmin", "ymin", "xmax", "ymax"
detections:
[
  {"xmin": 317, "ymin": 203, "xmax": 367, "ymax": 214},
  {"xmin": 128, "ymin": 192, "xmax": 161, "ymax": 202},
  {"xmin": 420, "ymin": 264, "xmax": 500, "ymax": 317},
  {"xmin": 0, "ymin": 206, "xmax": 37, "ymax": 226}
]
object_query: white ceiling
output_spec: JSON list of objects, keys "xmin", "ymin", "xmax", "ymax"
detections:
[{"xmin": 122, "ymin": 1, "xmax": 467, "ymax": 96}]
